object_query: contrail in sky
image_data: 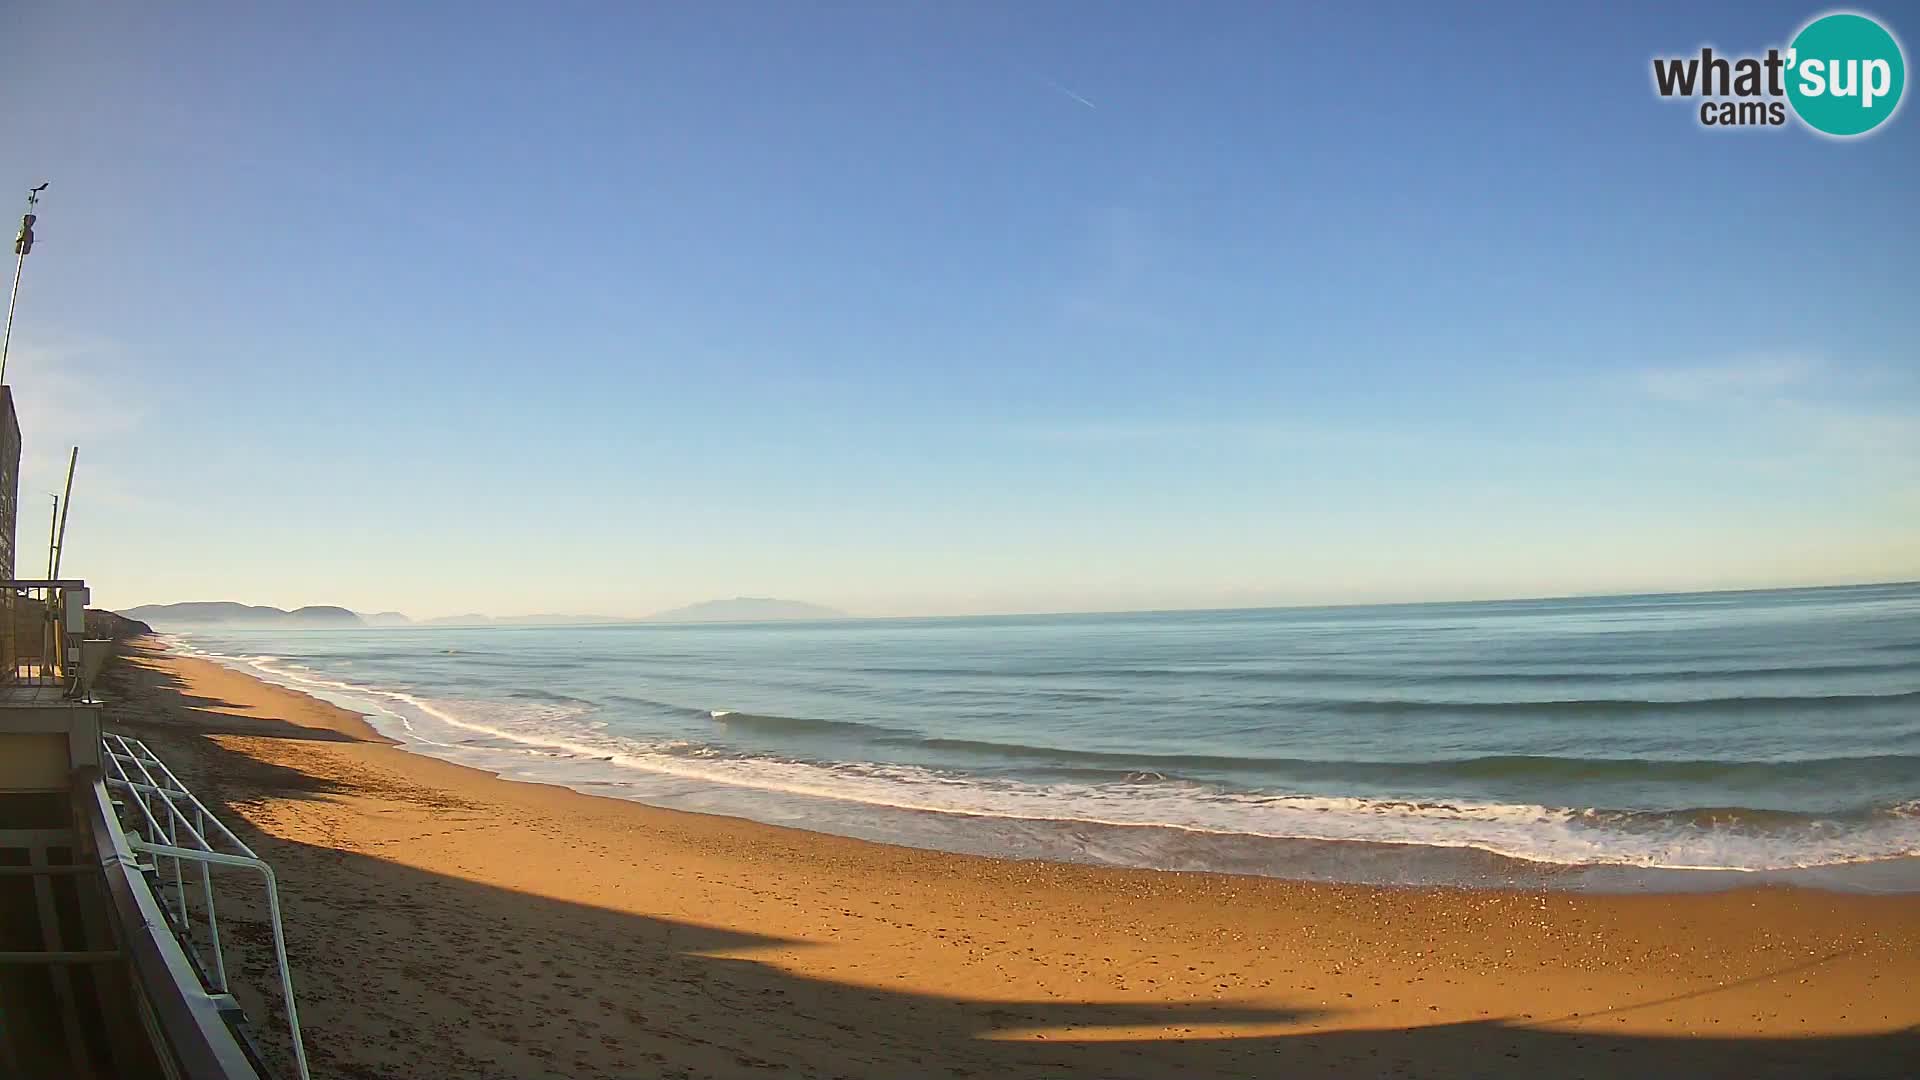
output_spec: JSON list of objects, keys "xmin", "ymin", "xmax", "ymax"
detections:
[{"xmin": 1047, "ymin": 79, "xmax": 1098, "ymax": 110}]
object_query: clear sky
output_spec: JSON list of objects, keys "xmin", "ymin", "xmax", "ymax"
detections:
[{"xmin": 2, "ymin": 2, "xmax": 1914, "ymax": 618}]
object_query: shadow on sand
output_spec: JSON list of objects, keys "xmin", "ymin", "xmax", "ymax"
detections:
[{"xmin": 98, "ymin": 646, "xmax": 1919, "ymax": 1079}]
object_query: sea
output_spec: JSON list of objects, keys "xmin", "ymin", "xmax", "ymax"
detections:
[{"xmin": 166, "ymin": 583, "xmax": 1920, "ymax": 892}]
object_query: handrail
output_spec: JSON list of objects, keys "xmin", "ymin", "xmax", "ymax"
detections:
[
  {"xmin": 75, "ymin": 767, "xmax": 268, "ymax": 1080},
  {"xmin": 102, "ymin": 733, "xmax": 310, "ymax": 1080}
]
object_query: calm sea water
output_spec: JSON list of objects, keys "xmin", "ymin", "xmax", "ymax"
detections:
[{"xmin": 169, "ymin": 584, "xmax": 1920, "ymax": 890}]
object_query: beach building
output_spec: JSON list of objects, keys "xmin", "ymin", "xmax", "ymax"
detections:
[{"xmin": 0, "ymin": 385, "xmax": 306, "ymax": 1075}]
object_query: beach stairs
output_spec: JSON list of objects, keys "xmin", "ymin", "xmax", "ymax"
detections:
[{"xmin": 0, "ymin": 578, "xmax": 305, "ymax": 1079}]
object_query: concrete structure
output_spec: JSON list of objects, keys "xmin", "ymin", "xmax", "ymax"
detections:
[{"xmin": 0, "ymin": 384, "xmax": 294, "ymax": 1078}]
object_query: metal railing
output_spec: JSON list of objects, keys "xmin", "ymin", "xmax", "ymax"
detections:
[
  {"xmin": 102, "ymin": 732, "xmax": 310, "ymax": 1080},
  {"xmin": 76, "ymin": 768, "xmax": 276, "ymax": 1080},
  {"xmin": 1, "ymin": 578, "xmax": 89, "ymax": 689}
]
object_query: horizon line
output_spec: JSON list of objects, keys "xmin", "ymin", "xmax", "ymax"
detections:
[{"xmin": 116, "ymin": 577, "xmax": 1920, "ymax": 628}]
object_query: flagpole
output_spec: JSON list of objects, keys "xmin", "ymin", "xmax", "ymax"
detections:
[{"xmin": 1, "ymin": 183, "xmax": 49, "ymax": 387}]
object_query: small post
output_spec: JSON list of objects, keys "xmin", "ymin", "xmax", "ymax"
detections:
[{"xmin": 43, "ymin": 493, "xmax": 56, "ymax": 678}]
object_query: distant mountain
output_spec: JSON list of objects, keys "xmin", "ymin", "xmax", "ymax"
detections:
[
  {"xmin": 412, "ymin": 613, "xmax": 628, "ymax": 627},
  {"xmin": 290, "ymin": 605, "xmax": 360, "ymax": 623},
  {"xmin": 644, "ymin": 597, "xmax": 846, "ymax": 623},
  {"xmin": 121, "ymin": 602, "xmax": 364, "ymax": 628},
  {"xmin": 119, "ymin": 599, "xmax": 844, "ymax": 630},
  {"xmin": 420, "ymin": 613, "xmax": 493, "ymax": 627}
]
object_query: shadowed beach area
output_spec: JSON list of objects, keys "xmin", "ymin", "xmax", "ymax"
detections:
[{"xmin": 99, "ymin": 638, "xmax": 1920, "ymax": 1079}]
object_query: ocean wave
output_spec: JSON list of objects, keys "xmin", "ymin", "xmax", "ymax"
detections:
[
  {"xmin": 1220, "ymin": 659, "xmax": 1920, "ymax": 684},
  {"xmin": 704, "ymin": 708, "xmax": 918, "ymax": 739},
  {"xmin": 1313, "ymin": 690, "xmax": 1920, "ymax": 716},
  {"xmin": 682, "ymin": 691, "xmax": 1920, "ymax": 738},
  {"xmin": 887, "ymin": 658, "xmax": 1920, "ymax": 685},
  {"xmin": 890, "ymin": 737, "xmax": 1920, "ymax": 787},
  {"xmin": 602, "ymin": 694, "xmax": 725, "ymax": 720},
  {"xmin": 1579, "ymin": 803, "xmax": 1920, "ymax": 831},
  {"xmin": 176, "ymin": 642, "xmax": 1920, "ymax": 876},
  {"xmin": 499, "ymin": 745, "xmax": 1920, "ymax": 872},
  {"xmin": 507, "ymin": 687, "xmax": 601, "ymax": 708}
]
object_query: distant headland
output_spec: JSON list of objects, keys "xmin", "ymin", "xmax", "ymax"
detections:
[{"xmin": 118, "ymin": 597, "xmax": 847, "ymax": 629}]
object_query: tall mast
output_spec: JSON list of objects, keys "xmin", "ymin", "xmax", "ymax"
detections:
[
  {"xmin": 51, "ymin": 447, "xmax": 76, "ymax": 580},
  {"xmin": 1, "ymin": 182, "xmax": 49, "ymax": 386}
]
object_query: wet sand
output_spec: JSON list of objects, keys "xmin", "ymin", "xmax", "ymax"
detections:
[{"xmin": 101, "ymin": 638, "xmax": 1920, "ymax": 1079}]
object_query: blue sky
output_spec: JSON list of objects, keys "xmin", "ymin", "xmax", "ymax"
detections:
[{"xmin": 2, "ymin": 2, "xmax": 1915, "ymax": 617}]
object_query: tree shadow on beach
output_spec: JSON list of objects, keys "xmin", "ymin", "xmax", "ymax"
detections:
[{"xmin": 96, "ymin": 645, "xmax": 1920, "ymax": 1080}]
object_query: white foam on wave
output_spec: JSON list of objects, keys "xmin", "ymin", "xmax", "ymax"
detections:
[
  {"xmin": 556, "ymin": 752, "xmax": 1919, "ymax": 872},
  {"xmin": 182, "ymin": 645, "xmax": 607, "ymax": 758},
  {"xmin": 174, "ymin": 639, "xmax": 1920, "ymax": 875}
]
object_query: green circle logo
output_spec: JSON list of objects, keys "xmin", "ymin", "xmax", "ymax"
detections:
[{"xmin": 1787, "ymin": 13, "xmax": 1906, "ymax": 136}]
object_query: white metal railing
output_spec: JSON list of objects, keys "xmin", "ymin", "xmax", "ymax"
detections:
[{"xmin": 101, "ymin": 732, "xmax": 310, "ymax": 1080}]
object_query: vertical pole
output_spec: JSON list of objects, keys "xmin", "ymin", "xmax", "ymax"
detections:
[
  {"xmin": 0, "ymin": 184, "xmax": 46, "ymax": 386},
  {"xmin": 0, "ymin": 247, "xmax": 24, "ymax": 384},
  {"xmin": 52, "ymin": 447, "xmax": 75, "ymax": 579},
  {"xmin": 42, "ymin": 497, "xmax": 56, "ymax": 679},
  {"xmin": 197, "ymin": 803, "xmax": 228, "ymax": 993},
  {"xmin": 168, "ymin": 804, "xmax": 186, "ymax": 933},
  {"xmin": 260, "ymin": 864, "xmax": 312, "ymax": 1080}
]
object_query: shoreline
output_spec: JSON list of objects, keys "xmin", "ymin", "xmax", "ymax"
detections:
[
  {"xmin": 165, "ymin": 631, "xmax": 1920, "ymax": 896},
  {"xmin": 97, "ymin": 635, "xmax": 1920, "ymax": 1078}
]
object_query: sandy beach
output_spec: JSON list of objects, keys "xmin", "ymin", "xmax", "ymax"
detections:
[{"xmin": 99, "ymin": 637, "xmax": 1920, "ymax": 1079}]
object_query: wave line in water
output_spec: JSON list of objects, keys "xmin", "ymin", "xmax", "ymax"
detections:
[
  {"xmin": 170, "ymin": 639, "xmax": 1920, "ymax": 875},
  {"xmin": 1313, "ymin": 690, "xmax": 1920, "ymax": 716}
]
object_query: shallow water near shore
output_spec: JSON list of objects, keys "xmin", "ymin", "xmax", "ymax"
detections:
[{"xmin": 167, "ymin": 583, "xmax": 1920, "ymax": 891}]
